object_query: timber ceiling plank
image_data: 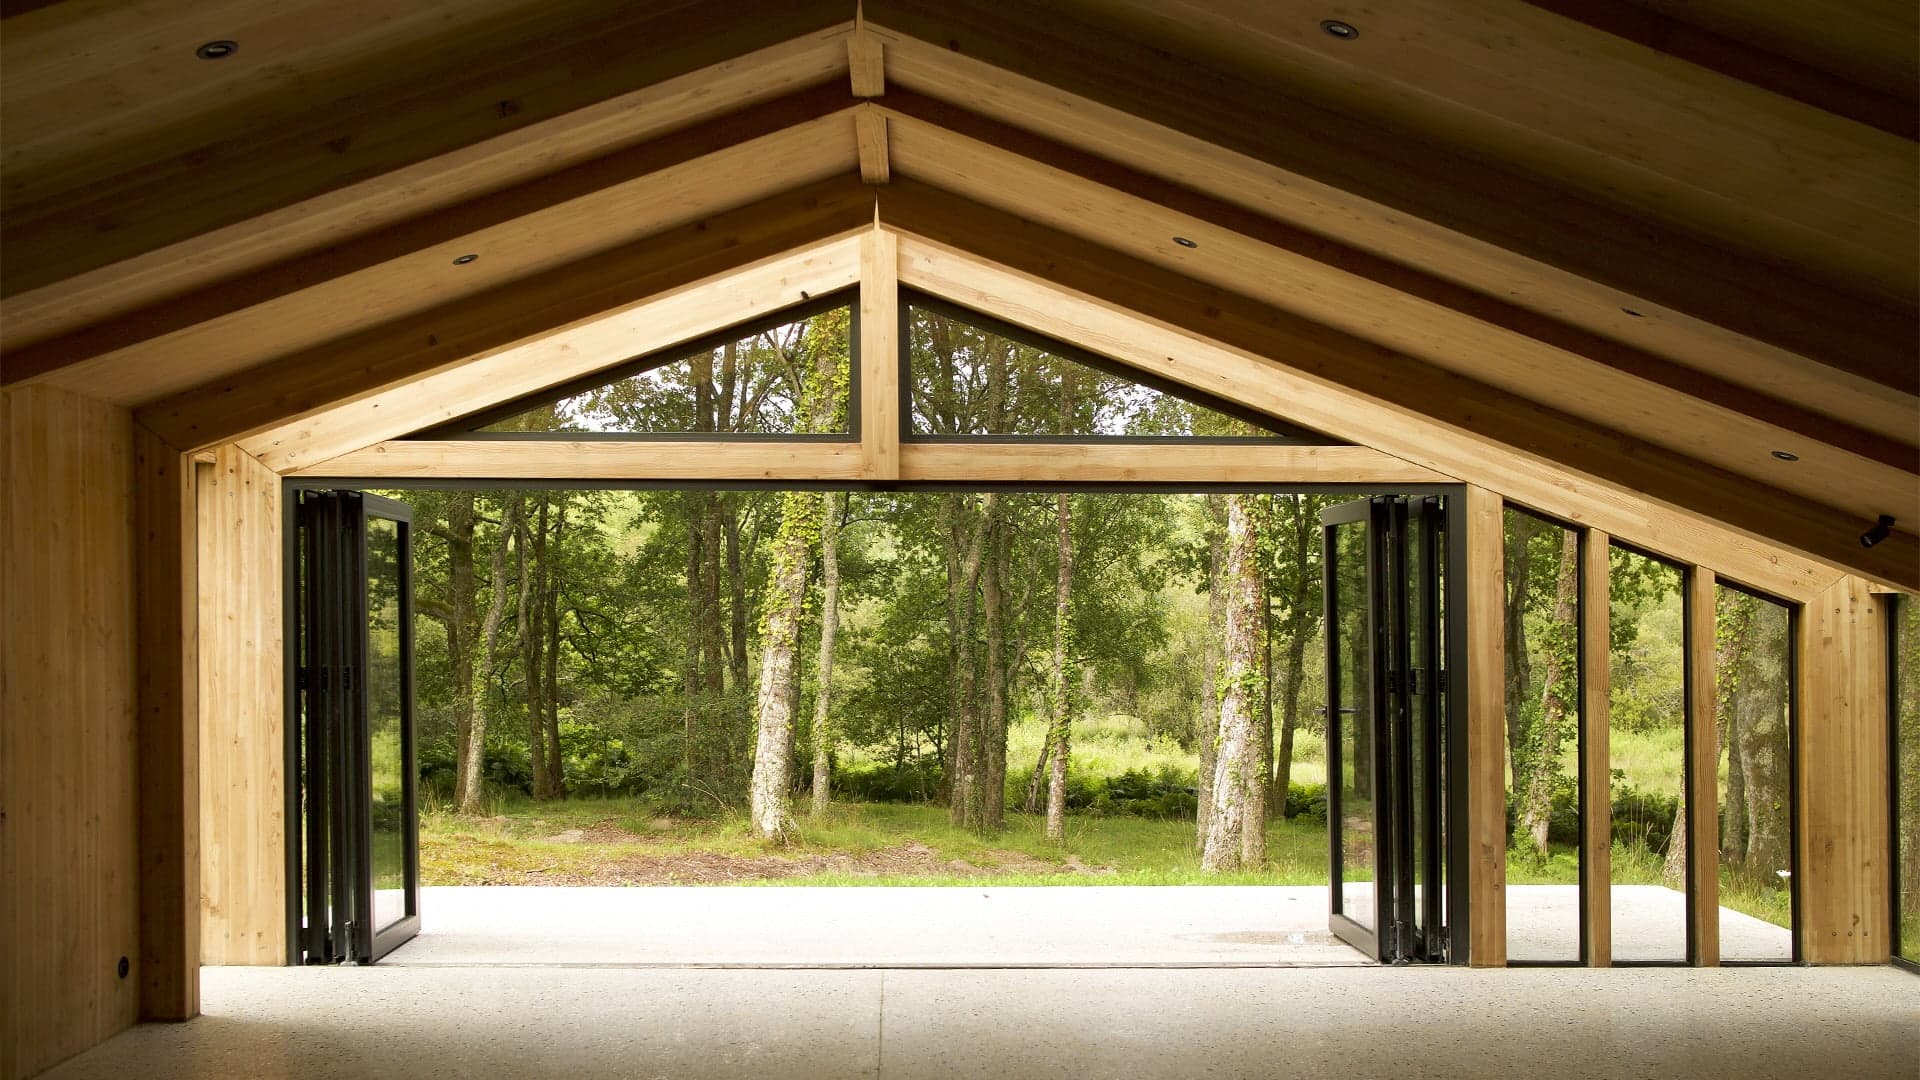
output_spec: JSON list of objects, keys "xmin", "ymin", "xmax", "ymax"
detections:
[
  {"xmin": 1612, "ymin": 0, "xmax": 1919, "ymax": 102},
  {"xmin": 875, "ymin": 101, "xmax": 1918, "ymax": 527},
  {"xmin": 0, "ymin": 0, "xmax": 854, "ymax": 349},
  {"xmin": 862, "ymin": 0, "xmax": 1919, "ymax": 398},
  {"xmin": 876, "ymin": 180, "xmax": 1918, "ymax": 593},
  {"xmin": 6, "ymin": 85, "xmax": 860, "ymax": 402},
  {"xmin": 134, "ymin": 176, "xmax": 876, "ymax": 453}
]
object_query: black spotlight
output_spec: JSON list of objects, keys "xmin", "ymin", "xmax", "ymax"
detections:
[
  {"xmin": 196, "ymin": 40, "xmax": 238, "ymax": 60},
  {"xmin": 1321, "ymin": 19, "xmax": 1358, "ymax": 40},
  {"xmin": 452, "ymin": 253, "xmax": 479, "ymax": 265},
  {"xmin": 1860, "ymin": 514, "xmax": 1896, "ymax": 549},
  {"xmin": 1172, "ymin": 236, "xmax": 1198, "ymax": 249}
]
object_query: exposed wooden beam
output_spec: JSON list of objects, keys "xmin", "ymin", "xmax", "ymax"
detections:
[
  {"xmin": 877, "ymin": 181, "xmax": 1914, "ymax": 595},
  {"xmin": 242, "ymin": 234, "xmax": 866, "ymax": 473},
  {"xmin": 135, "ymin": 176, "xmax": 876, "ymax": 455},
  {"xmin": 1797, "ymin": 578, "xmax": 1894, "ymax": 964},
  {"xmin": 1523, "ymin": 0, "xmax": 1916, "ymax": 138},
  {"xmin": 858, "ymin": 228, "xmax": 901, "ymax": 478},
  {"xmin": 1465, "ymin": 485, "xmax": 1507, "ymax": 968},
  {"xmin": 292, "ymin": 440, "xmax": 1444, "ymax": 486},
  {"xmin": 854, "ymin": 106, "xmax": 892, "ymax": 184},
  {"xmin": 133, "ymin": 424, "xmax": 199, "ymax": 1020},
  {"xmin": 864, "ymin": 1, "xmax": 1918, "ymax": 395},
  {"xmin": 1, "ymin": 1, "xmax": 855, "ymax": 348},
  {"xmin": 1686, "ymin": 567, "xmax": 1720, "ymax": 966},
  {"xmin": 1580, "ymin": 528, "xmax": 1613, "ymax": 968},
  {"xmin": 848, "ymin": 27, "xmax": 887, "ymax": 97},
  {"xmin": 3, "ymin": 83, "xmax": 860, "ymax": 394},
  {"xmin": 875, "ymin": 94, "xmax": 1917, "ymax": 521}
]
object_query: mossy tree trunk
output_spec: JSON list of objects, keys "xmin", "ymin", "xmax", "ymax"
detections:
[
  {"xmin": 1045, "ymin": 491, "xmax": 1075, "ymax": 843},
  {"xmin": 1203, "ymin": 492, "xmax": 1267, "ymax": 872}
]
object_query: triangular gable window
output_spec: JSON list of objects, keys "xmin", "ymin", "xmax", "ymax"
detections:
[
  {"xmin": 443, "ymin": 292, "xmax": 855, "ymax": 438},
  {"xmin": 903, "ymin": 291, "xmax": 1332, "ymax": 442}
]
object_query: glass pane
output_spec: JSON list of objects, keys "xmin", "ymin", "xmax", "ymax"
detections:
[
  {"xmin": 366, "ymin": 515, "xmax": 408, "ymax": 933},
  {"xmin": 483, "ymin": 305, "xmax": 852, "ymax": 434},
  {"xmin": 906, "ymin": 301, "xmax": 1286, "ymax": 438},
  {"xmin": 1330, "ymin": 519, "xmax": 1374, "ymax": 927},
  {"xmin": 1608, "ymin": 550, "xmax": 1688, "ymax": 962},
  {"xmin": 1714, "ymin": 587, "xmax": 1794, "ymax": 962},
  {"xmin": 1406, "ymin": 511, "xmax": 1428, "ymax": 940},
  {"xmin": 1502, "ymin": 511, "xmax": 1582, "ymax": 962},
  {"xmin": 1896, "ymin": 596, "xmax": 1920, "ymax": 965}
]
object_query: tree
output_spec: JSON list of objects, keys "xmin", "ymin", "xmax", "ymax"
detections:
[
  {"xmin": 1202, "ymin": 491, "xmax": 1268, "ymax": 872},
  {"xmin": 1044, "ymin": 490, "xmax": 1075, "ymax": 842},
  {"xmin": 809, "ymin": 490, "xmax": 844, "ymax": 817}
]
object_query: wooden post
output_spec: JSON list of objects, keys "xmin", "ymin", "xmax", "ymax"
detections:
[
  {"xmin": 1798, "ymin": 577, "xmax": 1892, "ymax": 963},
  {"xmin": 860, "ymin": 226, "xmax": 900, "ymax": 481},
  {"xmin": 1465, "ymin": 485, "xmax": 1506, "ymax": 967},
  {"xmin": 134, "ymin": 425, "xmax": 200, "ymax": 1019},
  {"xmin": 1686, "ymin": 567, "xmax": 1719, "ymax": 965},
  {"xmin": 1581, "ymin": 529, "xmax": 1612, "ymax": 966}
]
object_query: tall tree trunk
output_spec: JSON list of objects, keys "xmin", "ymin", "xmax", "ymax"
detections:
[
  {"xmin": 1203, "ymin": 493, "xmax": 1266, "ymax": 872},
  {"xmin": 1196, "ymin": 495, "xmax": 1226, "ymax": 849},
  {"xmin": 748, "ymin": 492, "xmax": 817, "ymax": 840},
  {"xmin": 810, "ymin": 492, "xmax": 843, "ymax": 817},
  {"xmin": 945, "ymin": 497, "xmax": 988, "ymax": 829},
  {"xmin": 542, "ymin": 498, "xmax": 567, "ymax": 799},
  {"xmin": 1275, "ymin": 495, "xmax": 1314, "ymax": 819},
  {"xmin": 725, "ymin": 502, "xmax": 749, "ymax": 692},
  {"xmin": 1243, "ymin": 561, "xmax": 1270, "ymax": 865},
  {"xmin": 457, "ymin": 496, "xmax": 512, "ymax": 815},
  {"xmin": 515, "ymin": 495, "xmax": 550, "ymax": 800},
  {"xmin": 1503, "ymin": 515, "xmax": 1536, "ymax": 785},
  {"xmin": 681, "ymin": 494, "xmax": 704, "ymax": 802},
  {"xmin": 1520, "ymin": 530, "xmax": 1579, "ymax": 858},
  {"xmin": 981, "ymin": 493, "xmax": 1008, "ymax": 832},
  {"xmin": 437, "ymin": 494, "xmax": 478, "ymax": 811},
  {"xmin": 1045, "ymin": 492, "xmax": 1075, "ymax": 842},
  {"xmin": 1718, "ymin": 595, "xmax": 1757, "ymax": 866}
]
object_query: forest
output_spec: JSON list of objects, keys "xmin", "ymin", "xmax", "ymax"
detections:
[{"xmin": 372, "ymin": 294, "xmax": 1857, "ymax": 942}]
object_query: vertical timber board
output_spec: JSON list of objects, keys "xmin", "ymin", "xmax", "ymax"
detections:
[
  {"xmin": 1687, "ymin": 567, "xmax": 1720, "ymax": 965},
  {"xmin": 196, "ymin": 446, "xmax": 285, "ymax": 965},
  {"xmin": 1581, "ymin": 529, "xmax": 1612, "ymax": 966},
  {"xmin": 0, "ymin": 386, "xmax": 140, "ymax": 1079},
  {"xmin": 1798, "ymin": 577, "xmax": 1891, "ymax": 963},
  {"xmin": 134, "ymin": 424, "xmax": 200, "ymax": 1019},
  {"xmin": 861, "ymin": 227, "xmax": 900, "ymax": 479},
  {"xmin": 1464, "ymin": 485, "xmax": 1507, "ymax": 966}
]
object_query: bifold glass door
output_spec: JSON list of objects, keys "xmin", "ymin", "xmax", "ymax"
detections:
[
  {"xmin": 1323, "ymin": 495, "xmax": 1452, "ymax": 963},
  {"xmin": 291, "ymin": 490, "xmax": 420, "ymax": 964}
]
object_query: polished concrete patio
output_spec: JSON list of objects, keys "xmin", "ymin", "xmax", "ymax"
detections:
[{"xmin": 45, "ymin": 964, "xmax": 1920, "ymax": 1079}]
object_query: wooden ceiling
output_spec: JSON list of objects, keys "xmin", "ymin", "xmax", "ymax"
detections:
[{"xmin": 0, "ymin": 0, "xmax": 1914, "ymax": 587}]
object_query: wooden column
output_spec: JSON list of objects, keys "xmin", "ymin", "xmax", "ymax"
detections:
[
  {"xmin": 1581, "ymin": 529, "xmax": 1612, "ymax": 966},
  {"xmin": 134, "ymin": 425, "xmax": 200, "ymax": 1019},
  {"xmin": 1464, "ymin": 485, "xmax": 1507, "ymax": 966},
  {"xmin": 1798, "ymin": 577, "xmax": 1892, "ymax": 963},
  {"xmin": 196, "ymin": 445, "xmax": 285, "ymax": 965},
  {"xmin": 1686, "ymin": 567, "xmax": 1719, "ymax": 965},
  {"xmin": 860, "ymin": 226, "xmax": 900, "ymax": 480}
]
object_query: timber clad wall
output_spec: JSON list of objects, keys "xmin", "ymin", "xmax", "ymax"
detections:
[
  {"xmin": 0, "ymin": 386, "xmax": 141, "ymax": 1080},
  {"xmin": 196, "ymin": 446, "xmax": 285, "ymax": 965}
]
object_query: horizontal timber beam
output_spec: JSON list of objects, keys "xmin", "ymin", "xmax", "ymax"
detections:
[
  {"xmin": 863, "ymin": 1, "xmax": 1918, "ymax": 396},
  {"xmin": 292, "ymin": 441, "xmax": 1443, "ymax": 486},
  {"xmin": 136, "ymin": 177, "xmax": 877, "ymax": 454},
  {"xmin": 874, "ymin": 186, "xmax": 1891, "ymax": 598},
  {"xmin": 3, "ymin": 82, "xmax": 861, "ymax": 390},
  {"xmin": 1, "ymin": 1, "xmax": 855, "ymax": 344}
]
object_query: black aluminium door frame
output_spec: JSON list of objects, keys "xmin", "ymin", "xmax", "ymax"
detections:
[
  {"xmin": 1323, "ymin": 496, "xmax": 1391, "ymax": 959},
  {"xmin": 285, "ymin": 489, "xmax": 421, "ymax": 965},
  {"xmin": 281, "ymin": 476, "xmax": 1472, "ymax": 965}
]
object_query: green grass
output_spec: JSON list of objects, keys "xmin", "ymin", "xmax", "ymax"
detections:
[{"xmin": 421, "ymin": 796, "xmax": 1333, "ymax": 886}]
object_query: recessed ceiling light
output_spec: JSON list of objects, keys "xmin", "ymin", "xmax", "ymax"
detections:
[
  {"xmin": 1320, "ymin": 19, "xmax": 1359, "ymax": 40},
  {"xmin": 452, "ymin": 253, "xmax": 479, "ymax": 265},
  {"xmin": 1172, "ymin": 236, "xmax": 1198, "ymax": 249},
  {"xmin": 1771, "ymin": 450, "xmax": 1799, "ymax": 461},
  {"xmin": 195, "ymin": 40, "xmax": 238, "ymax": 60},
  {"xmin": 1621, "ymin": 307, "xmax": 1645, "ymax": 318}
]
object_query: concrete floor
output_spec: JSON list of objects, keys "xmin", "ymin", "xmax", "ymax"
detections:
[
  {"xmin": 45, "ymin": 964, "xmax": 1920, "ymax": 1079},
  {"xmin": 1507, "ymin": 884, "xmax": 1794, "ymax": 962},
  {"xmin": 389, "ymin": 885, "xmax": 1368, "ymax": 966}
]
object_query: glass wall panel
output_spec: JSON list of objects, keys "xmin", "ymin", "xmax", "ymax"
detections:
[
  {"xmin": 1502, "ymin": 510, "xmax": 1582, "ymax": 962},
  {"xmin": 480, "ymin": 303, "xmax": 852, "ymax": 435},
  {"xmin": 1328, "ymin": 518, "xmax": 1374, "ymax": 929},
  {"xmin": 365, "ymin": 515, "xmax": 408, "ymax": 934},
  {"xmin": 1608, "ymin": 549, "xmax": 1688, "ymax": 962},
  {"xmin": 1896, "ymin": 595, "xmax": 1920, "ymax": 966},
  {"xmin": 905, "ymin": 298, "xmax": 1296, "ymax": 438},
  {"xmin": 1714, "ymin": 587, "xmax": 1794, "ymax": 962}
]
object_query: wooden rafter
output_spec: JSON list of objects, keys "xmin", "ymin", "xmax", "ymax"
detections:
[
  {"xmin": 135, "ymin": 176, "xmax": 877, "ymax": 453},
  {"xmin": 863, "ymin": 1, "xmax": 1918, "ymax": 396},
  {"xmin": 875, "ymin": 189, "xmax": 1884, "ymax": 597}
]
